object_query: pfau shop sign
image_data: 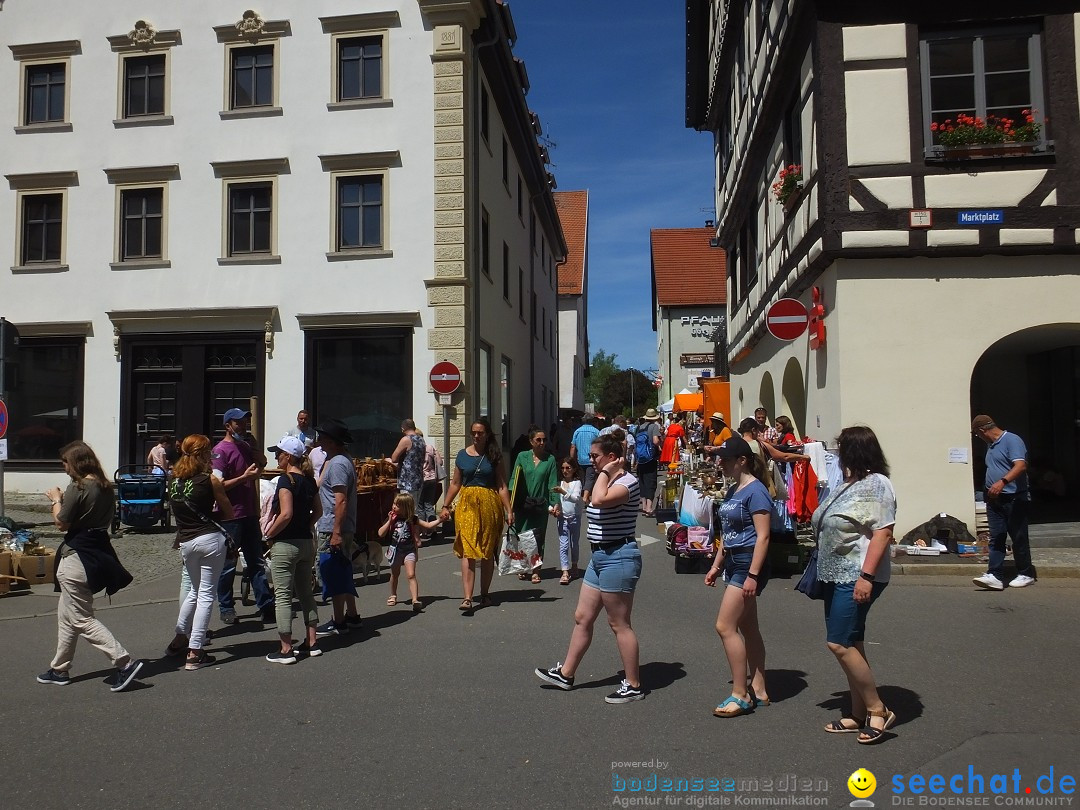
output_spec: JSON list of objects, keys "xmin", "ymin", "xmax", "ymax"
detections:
[{"xmin": 679, "ymin": 314, "xmax": 725, "ymax": 339}]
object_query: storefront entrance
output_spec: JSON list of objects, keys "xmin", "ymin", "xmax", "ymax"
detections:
[
  {"xmin": 119, "ymin": 335, "xmax": 264, "ymax": 466},
  {"xmin": 970, "ymin": 324, "xmax": 1080, "ymax": 524}
]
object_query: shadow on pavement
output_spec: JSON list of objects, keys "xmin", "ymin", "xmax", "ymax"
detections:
[
  {"xmin": 485, "ymin": 588, "xmax": 560, "ymax": 604},
  {"xmin": 572, "ymin": 661, "xmax": 687, "ymax": 693},
  {"xmin": 765, "ymin": 668, "xmax": 809, "ymax": 703}
]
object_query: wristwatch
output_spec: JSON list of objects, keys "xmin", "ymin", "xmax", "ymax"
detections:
[{"xmin": 859, "ymin": 572, "xmax": 875, "ymax": 583}]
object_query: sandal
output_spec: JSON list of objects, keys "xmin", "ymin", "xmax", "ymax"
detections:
[
  {"xmin": 478, "ymin": 595, "xmax": 494, "ymax": 608},
  {"xmin": 712, "ymin": 695, "xmax": 754, "ymax": 718},
  {"xmin": 517, "ymin": 573, "xmax": 529, "ymax": 581},
  {"xmin": 560, "ymin": 572, "xmax": 571, "ymax": 585},
  {"xmin": 857, "ymin": 708, "xmax": 896, "ymax": 745},
  {"xmin": 531, "ymin": 573, "xmax": 542, "ymax": 584},
  {"xmin": 824, "ymin": 716, "xmax": 862, "ymax": 734},
  {"xmin": 386, "ymin": 595, "xmax": 398, "ymax": 606},
  {"xmin": 749, "ymin": 689, "xmax": 770, "ymax": 708},
  {"xmin": 458, "ymin": 599, "xmax": 473, "ymax": 611}
]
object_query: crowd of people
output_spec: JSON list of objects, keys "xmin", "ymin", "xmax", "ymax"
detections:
[{"xmin": 38, "ymin": 401, "xmax": 1036, "ymax": 746}]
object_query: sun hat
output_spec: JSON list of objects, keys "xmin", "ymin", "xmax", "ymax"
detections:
[
  {"xmin": 643, "ymin": 408, "xmax": 661, "ymax": 421},
  {"xmin": 267, "ymin": 435, "xmax": 306, "ymax": 458},
  {"xmin": 710, "ymin": 411, "xmax": 726, "ymax": 422},
  {"xmin": 315, "ymin": 417, "xmax": 353, "ymax": 445}
]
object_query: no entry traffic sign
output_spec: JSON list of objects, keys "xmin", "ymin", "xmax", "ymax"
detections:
[
  {"xmin": 429, "ymin": 361, "xmax": 462, "ymax": 395},
  {"xmin": 0, "ymin": 399, "xmax": 7, "ymax": 440},
  {"xmin": 766, "ymin": 298, "xmax": 809, "ymax": 341}
]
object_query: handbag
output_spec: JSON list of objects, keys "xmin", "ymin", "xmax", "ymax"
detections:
[
  {"xmin": 384, "ymin": 542, "xmax": 397, "ymax": 567},
  {"xmin": 795, "ymin": 482, "xmax": 855, "ymax": 600},
  {"xmin": 523, "ymin": 496, "xmax": 549, "ymax": 515}
]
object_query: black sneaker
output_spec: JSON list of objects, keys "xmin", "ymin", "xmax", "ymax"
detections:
[
  {"xmin": 345, "ymin": 614, "xmax": 364, "ymax": 628},
  {"xmin": 292, "ymin": 642, "xmax": 324, "ymax": 658},
  {"xmin": 110, "ymin": 659, "xmax": 145, "ymax": 692},
  {"xmin": 315, "ymin": 621, "xmax": 348, "ymax": 638},
  {"xmin": 605, "ymin": 679, "xmax": 645, "ymax": 704},
  {"xmin": 36, "ymin": 668, "xmax": 70, "ymax": 686},
  {"xmin": 265, "ymin": 649, "xmax": 297, "ymax": 665},
  {"xmin": 534, "ymin": 662, "xmax": 574, "ymax": 690}
]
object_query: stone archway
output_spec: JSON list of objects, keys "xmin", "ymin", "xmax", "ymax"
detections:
[
  {"xmin": 781, "ymin": 357, "xmax": 806, "ymax": 437},
  {"xmin": 971, "ymin": 323, "xmax": 1080, "ymax": 524}
]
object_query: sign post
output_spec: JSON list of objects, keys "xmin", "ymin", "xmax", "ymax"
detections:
[
  {"xmin": 429, "ymin": 361, "xmax": 462, "ymax": 502},
  {"xmin": 765, "ymin": 298, "xmax": 809, "ymax": 342}
]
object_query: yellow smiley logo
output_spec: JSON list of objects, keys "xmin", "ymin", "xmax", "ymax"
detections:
[{"xmin": 848, "ymin": 769, "xmax": 877, "ymax": 798}]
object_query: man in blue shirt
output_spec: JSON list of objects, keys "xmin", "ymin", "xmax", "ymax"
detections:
[
  {"xmin": 571, "ymin": 416, "xmax": 600, "ymax": 500},
  {"xmin": 971, "ymin": 414, "xmax": 1034, "ymax": 590}
]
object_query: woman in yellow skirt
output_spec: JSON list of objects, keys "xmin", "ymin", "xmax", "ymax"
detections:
[{"xmin": 440, "ymin": 418, "xmax": 513, "ymax": 611}]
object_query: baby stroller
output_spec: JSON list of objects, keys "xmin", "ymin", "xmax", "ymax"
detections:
[{"xmin": 112, "ymin": 465, "xmax": 171, "ymax": 536}]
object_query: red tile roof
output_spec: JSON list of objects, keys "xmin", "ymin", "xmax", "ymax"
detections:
[
  {"xmin": 554, "ymin": 190, "xmax": 588, "ymax": 296},
  {"xmin": 651, "ymin": 227, "xmax": 726, "ymax": 307}
]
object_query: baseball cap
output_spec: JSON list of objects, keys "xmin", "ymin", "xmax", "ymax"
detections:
[
  {"xmin": 223, "ymin": 407, "xmax": 251, "ymax": 424},
  {"xmin": 713, "ymin": 436, "xmax": 753, "ymax": 459},
  {"xmin": 268, "ymin": 435, "xmax": 306, "ymax": 458},
  {"xmin": 971, "ymin": 414, "xmax": 995, "ymax": 432}
]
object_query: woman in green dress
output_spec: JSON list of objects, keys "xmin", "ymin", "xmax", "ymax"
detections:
[{"xmin": 512, "ymin": 426, "xmax": 561, "ymax": 584}]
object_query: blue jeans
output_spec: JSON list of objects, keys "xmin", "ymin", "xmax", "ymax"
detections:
[
  {"xmin": 557, "ymin": 514, "xmax": 581, "ymax": 570},
  {"xmin": 217, "ymin": 516, "xmax": 273, "ymax": 613},
  {"xmin": 986, "ymin": 494, "xmax": 1032, "ymax": 578}
]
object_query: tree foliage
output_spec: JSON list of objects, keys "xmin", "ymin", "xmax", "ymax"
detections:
[
  {"xmin": 599, "ymin": 368, "xmax": 657, "ymax": 418},
  {"xmin": 584, "ymin": 349, "xmax": 619, "ymax": 407}
]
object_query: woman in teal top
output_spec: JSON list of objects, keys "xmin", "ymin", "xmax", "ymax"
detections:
[{"xmin": 512, "ymin": 426, "xmax": 561, "ymax": 584}]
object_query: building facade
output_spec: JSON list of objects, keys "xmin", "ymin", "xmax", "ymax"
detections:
[
  {"xmin": 554, "ymin": 189, "xmax": 589, "ymax": 414},
  {"xmin": 1, "ymin": 0, "xmax": 565, "ymax": 490},
  {"xmin": 686, "ymin": 0, "xmax": 1080, "ymax": 530},
  {"xmin": 651, "ymin": 227, "xmax": 727, "ymax": 403}
]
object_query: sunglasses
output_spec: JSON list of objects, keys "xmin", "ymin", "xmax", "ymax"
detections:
[{"xmin": 588, "ymin": 453, "xmax": 605, "ymax": 460}]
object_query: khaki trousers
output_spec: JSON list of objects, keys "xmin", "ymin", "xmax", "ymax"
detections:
[{"xmin": 51, "ymin": 554, "xmax": 130, "ymax": 673}]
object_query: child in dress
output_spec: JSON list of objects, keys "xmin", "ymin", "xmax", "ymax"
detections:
[
  {"xmin": 378, "ymin": 493, "xmax": 441, "ymax": 613},
  {"xmin": 553, "ymin": 456, "xmax": 584, "ymax": 585}
]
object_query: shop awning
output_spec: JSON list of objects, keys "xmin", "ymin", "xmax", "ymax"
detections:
[{"xmin": 673, "ymin": 393, "xmax": 703, "ymax": 413}]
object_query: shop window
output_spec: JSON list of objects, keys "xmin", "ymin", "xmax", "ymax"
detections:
[
  {"xmin": 123, "ymin": 54, "xmax": 166, "ymax": 118},
  {"xmin": 5, "ymin": 336, "xmax": 84, "ymax": 466},
  {"xmin": 305, "ymin": 329, "xmax": 411, "ymax": 459},
  {"xmin": 920, "ymin": 25, "xmax": 1049, "ymax": 155}
]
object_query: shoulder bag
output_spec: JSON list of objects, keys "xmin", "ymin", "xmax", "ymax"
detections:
[{"xmin": 795, "ymin": 482, "xmax": 854, "ymax": 600}]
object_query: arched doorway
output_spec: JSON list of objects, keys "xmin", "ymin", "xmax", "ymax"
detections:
[
  {"xmin": 970, "ymin": 324, "xmax": 1080, "ymax": 523},
  {"xmin": 781, "ymin": 358, "xmax": 806, "ymax": 438},
  {"xmin": 758, "ymin": 373, "xmax": 776, "ymax": 423}
]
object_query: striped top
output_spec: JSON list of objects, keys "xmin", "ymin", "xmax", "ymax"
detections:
[{"xmin": 586, "ymin": 472, "xmax": 640, "ymax": 543}]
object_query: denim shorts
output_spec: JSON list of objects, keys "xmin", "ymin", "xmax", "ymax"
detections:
[
  {"xmin": 721, "ymin": 547, "xmax": 769, "ymax": 594},
  {"xmin": 583, "ymin": 540, "xmax": 642, "ymax": 594},
  {"xmin": 823, "ymin": 580, "xmax": 888, "ymax": 646}
]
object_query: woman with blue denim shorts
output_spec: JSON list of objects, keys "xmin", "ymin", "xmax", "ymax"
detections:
[
  {"xmin": 815, "ymin": 426, "xmax": 896, "ymax": 745},
  {"xmin": 535, "ymin": 430, "xmax": 645, "ymax": 704},
  {"xmin": 704, "ymin": 436, "xmax": 773, "ymax": 717}
]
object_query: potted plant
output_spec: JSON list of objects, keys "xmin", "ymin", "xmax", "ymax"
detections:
[
  {"xmin": 772, "ymin": 164, "xmax": 803, "ymax": 211},
  {"xmin": 931, "ymin": 110, "xmax": 1044, "ymax": 158}
]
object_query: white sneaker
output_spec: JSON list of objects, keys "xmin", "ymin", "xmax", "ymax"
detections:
[
  {"xmin": 972, "ymin": 573, "xmax": 1004, "ymax": 591},
  {"xmin": 1009, "ymin": 574, "xmax": 1035, "ymax": 588}
]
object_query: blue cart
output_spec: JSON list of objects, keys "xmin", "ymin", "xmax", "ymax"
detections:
[{"xmin": 112, "ymin": 466, "xmax": 170, "ymax": 535}]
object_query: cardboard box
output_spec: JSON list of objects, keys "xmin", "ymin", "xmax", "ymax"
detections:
[
  {"xmin": 15, "ymin": 550, "xmax": 55, "ymax": 586},
  {"xmin": 0, "ymin": 550, "xmax": 12, "ymax": 577}
]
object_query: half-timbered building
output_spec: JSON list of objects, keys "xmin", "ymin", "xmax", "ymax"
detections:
[{"xmin": 686, "ymin": 0, "xmax": 1080, "ymax": 530}]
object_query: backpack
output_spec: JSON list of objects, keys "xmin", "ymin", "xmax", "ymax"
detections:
[{"xmin": 635, "ymin": 427, "xmax": 656, "ymax": 463}]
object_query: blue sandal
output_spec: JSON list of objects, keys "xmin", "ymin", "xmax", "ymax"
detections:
[{"xmin": 713, "ymin": 695, "xmax": 754, "ymax": 717}]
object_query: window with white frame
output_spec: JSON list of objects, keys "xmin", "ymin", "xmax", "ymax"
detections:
[
  {"xmin": 338, "ymin": 36, "xmax": 382, "ymax": 101},
  {"xmin": 920, "ymin": 25, "xmax": 1049, "ymax": 153},
  {"xmin": 120, "ymin": 187, "xmax": 164, "ymax": 260},
  {"xmin": 123, "ymin": 55, "xmax": 166, "ymax": 117},
  {"xmin": 320, "ymin": 12, "xmax": 398, "ymax": 110},
  {"xmin": 21, "ymin": 193, "xmax": 64, "ymax": 265},
  {"xmin": 108, "ymin": 24, "xmax": 179, "ymax": 126},
  {"xmin": 336, "ymin": 175, "xmax": 383, "ymax": 250},
  {"xmin": 228, "ymin": 182, "xmax": 273, "ymax": 255},
  {"xmin": 231, "ymin": 45, "xmax": 274, "ymax": 108},
  {"xmin": 24, "ymin": 64, "xmax": 66, "ymax": 125},
  {"xmin": 214, "ymin": 13, "xmax": 289, "ymax": 117}
]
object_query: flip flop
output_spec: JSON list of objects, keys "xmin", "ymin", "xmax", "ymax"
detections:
[{"xmin": 713, "ymin": 695, "xmax": 754, "ymax": 717}]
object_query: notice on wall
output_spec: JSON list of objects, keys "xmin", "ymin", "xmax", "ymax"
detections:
[
  {"xmin": 0, "ymin": 438, "xmax": 7, "ymax": 461},
  {"xmin": 948, "ymin": 447, "xmax": 969, "ymax": 464}
]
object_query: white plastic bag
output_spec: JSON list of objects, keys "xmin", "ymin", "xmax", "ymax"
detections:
[{"xmin": 498, "ymin": 527, "xmax": 540, "ymax": 575}]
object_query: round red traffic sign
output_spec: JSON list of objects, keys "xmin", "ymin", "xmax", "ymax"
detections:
[
  {"xmin": 429, "ymin": 361, "xmax": 462, "ymax": 395},
  {"xmin": 766, "ymin": 298, "xmax": 809, "ymax": 341},
  {"xmin": 0, "ymin": 399, "xmax": 7, "ymax": 440}
]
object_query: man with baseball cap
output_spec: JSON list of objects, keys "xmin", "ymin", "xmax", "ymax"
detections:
[
  {"xmin": 214, "ymin": 407, "xmax": 274, "ymax": 624},
  {"xmin": 971, "ymin": 414, "xmax": 1034, "ymax": 590}
]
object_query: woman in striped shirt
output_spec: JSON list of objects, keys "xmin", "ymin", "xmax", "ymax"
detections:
[{"xmin": 535, "ymin": 430, "xmax": 645, "ymax": 703}]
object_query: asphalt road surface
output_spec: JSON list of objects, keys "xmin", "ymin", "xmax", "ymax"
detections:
[{"xmin": 3, "ymin": 518, "xmax": 1078, "ymax": 809}]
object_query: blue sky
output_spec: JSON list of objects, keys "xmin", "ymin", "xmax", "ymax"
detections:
[{"xmin": 510, "ymin": 0, "xmax": 715, "ymax": 373}]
